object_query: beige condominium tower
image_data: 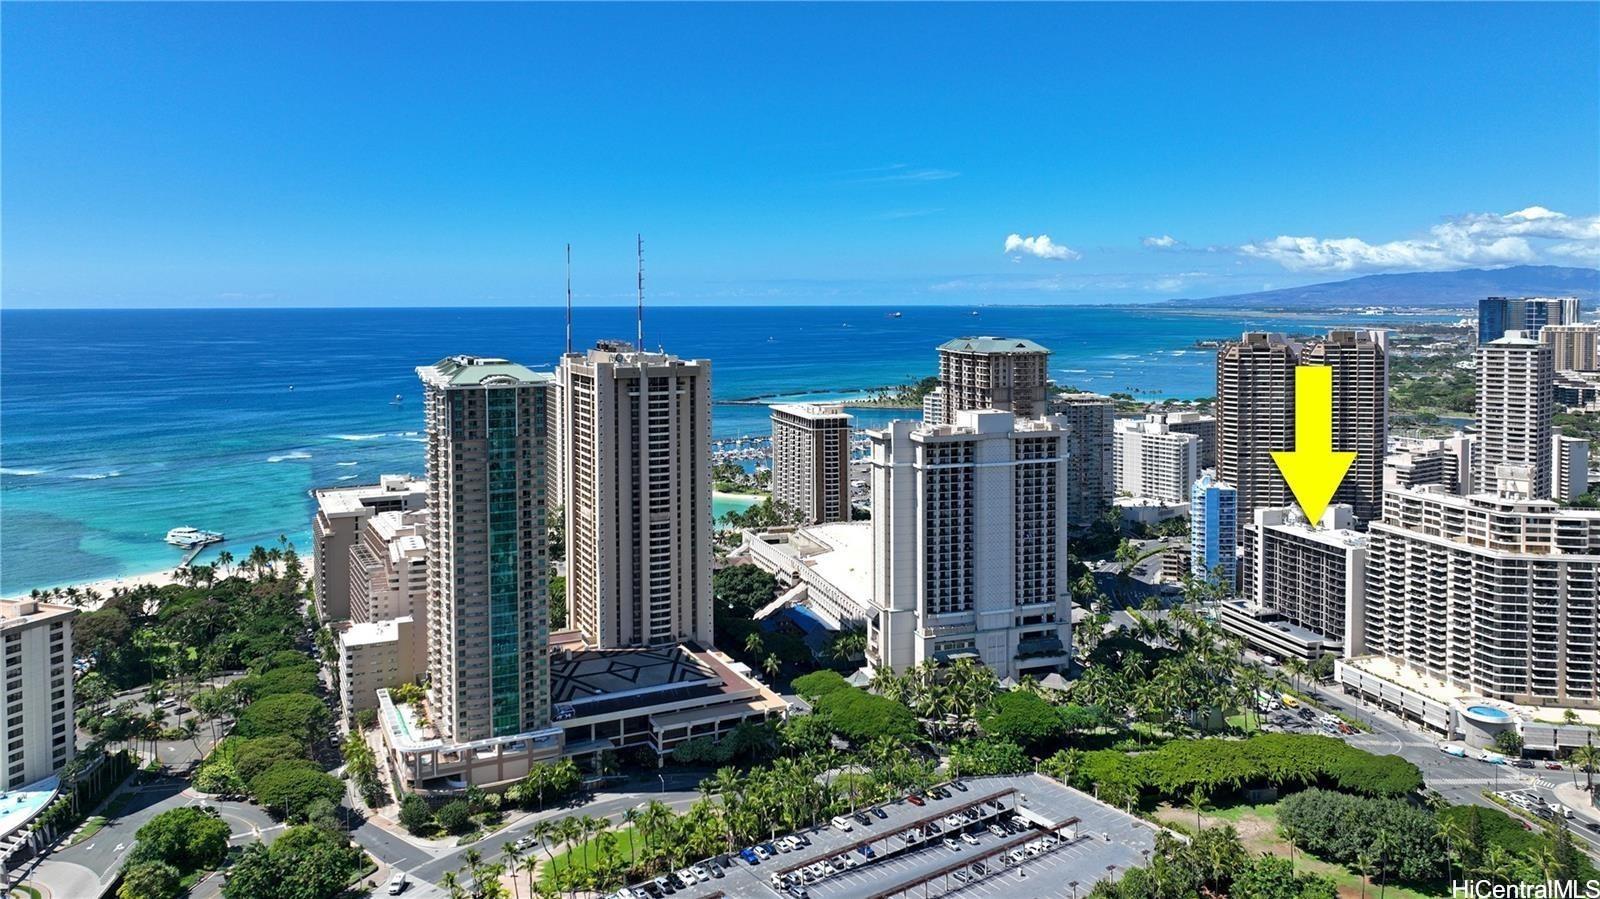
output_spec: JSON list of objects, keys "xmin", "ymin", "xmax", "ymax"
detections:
[
  {"xmin": 560, "ymin": 342, "xmax": 713, "ymax": 649},
  {"xmin": 417, "ymin": 355, "xmax": 552, "ymax": 743},
  {"xmin": 1301, "ymin": 329, "xmax": 1389, "ymax": 523},
  {"xmin": 1216, "ymin": 332, "xmax": 1299, "ymax": 530},
  {"xmin": 770, "ymin": 403, "xmax": 853, "ymax": 524},
  {"xmin": 1475, "ymin": 331, "xmax": 1554, "ymax": 498},
  {"xmin": 934, "ymin": 337, "xmax": 1051, "ymax": 424}
]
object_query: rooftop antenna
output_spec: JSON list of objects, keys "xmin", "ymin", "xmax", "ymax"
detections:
[
  {"xmin": 635, "ymin": 233, "xmax": 644, "ymax": 352},
  {"xmin": 564, "ymin": 243, "xmax": 573, "ymax": 355}
]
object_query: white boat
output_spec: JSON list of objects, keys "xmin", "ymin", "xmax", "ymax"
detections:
[{"xmin": 165, "ymin": 527, "xmax": 222, "ymax": 547}]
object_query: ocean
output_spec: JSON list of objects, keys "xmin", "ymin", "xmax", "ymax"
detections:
[{"xmin": 0, "ymin": 305, "xmax": 1450, "ymax": 594}]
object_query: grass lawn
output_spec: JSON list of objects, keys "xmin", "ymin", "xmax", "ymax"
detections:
[
  {"xmin": 66, "ymin": 816, "xmax": 108, "ymax": 847},
  {"xmin": 9, "ymin": 885, "xmax": 44, "ymax": 899},
  {"xmin": 539, "ymin": 826, "xmax": 645, "ymax": 885},
  {"xmin": 1154, "ymin": 800, "xmax": 1447, "ymax": 899}
]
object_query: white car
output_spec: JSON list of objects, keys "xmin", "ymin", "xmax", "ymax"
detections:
[
  {"xmin": 677, "ymin": 868, "xmax": 698, "ymax": 885},
  {"xmin": 513, "ymin": 835, "xmax": 538, "ymax": 851},
  {"xmin": 960, "ymin": 831, "xmax": 979, "ymax": 846},
  {"xmin": 386, "ymin": 872, "xmax": 408, "ymax": 895},
  {"xmin": 691, "ymin": 864, "xmax": 712, "ymax": 882},
  {"xmin": 831, "ymin": 815, "xmax": 854, "ymax": 832}
]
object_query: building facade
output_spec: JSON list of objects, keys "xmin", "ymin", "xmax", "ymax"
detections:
[
  {"xmin": 0, "ymin": 599, "xmax": 75, "ymax": 791},
  {"xmin": 1113, "ymin": 414, "xmax": 1199, "ymax": 504},
  {"xmin": 348, "ymin": 509, "xmax": 429, "ymax": 625},
  {"xmin": 1479, "ymin": 296, "xmax": 1582, "ymax": 344},
  {"xmin": 1363, "ymin": 483, "xmax": 1600, "ymax": 708},
  {"xmin": 869, "ymin": 410, "xmax": 1072, "ymax": 679},
  {"xmin": 1554, "ymin": 434, "xmax": 1591, "ymax": 503},
  {"xmin": 338, "ymin": 617, "xmax": 423, "ymax": 730},
  {"xmin": 1164, "ymin": 411, "xmax": 1217, "ymax": 469},
  {"xmin": 1474, "ymin": 331, "xmax": 1555, "ymax": 498},
  {"xmin": 1216, "ymin": 332, "xmax": 1298, "ymax": 532},
  {"xmin": 1542, "ymin": 323, "xmax": 1600, "ymax": 373},
  {"xmin": 1384, "ymin": 434, "xmax": 1474, "ymax": 496},
  {"xmin": 1302, "ymin": 329, "xmax": 1389, "ymax": 524},
  {"xmin": 934, "ymin": 337, "xmax": 1051, "ymax": 424},
  {"xmin": 560, "ymin": 344, "xmax": 713, "ymax": 649},
  {"xmin": 1050, "ymin": 392, "xmax": 1115, "ymax": 529},
  {"xmin": 417, "ymin": 355, "xmax": 553, "ymax": 744},
  {"xmin": 311, "ymin": 475, "xmax": 427, "ymax": 623},
  {"xmin": 1241, "ymin": 505, "xmax": 1367, "ymax": 657},
  {"xmin": 1189, "ymin": 469, "xmax": 1238, "ymax": 587},
  {"xmin": 770, "ymin": 403, "xmax": 853, "ymax": 524}
]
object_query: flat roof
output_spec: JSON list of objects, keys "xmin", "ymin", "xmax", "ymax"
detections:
[
  {"xmin": 417, "ymin": 355, "xmax": 552, "ymax": 388},
  {"xmin": 313, "ymin": 476, "xmax": 426, "ymax": 516},
  {"xmin": 651, "ymin": 773, "xmax": 1156, "ymax": 899},
  {"xmin": 771, "ymin": 403, "xmax": 853, "ymax": 421},
  {"xmin": 938, "ymin": 336, "xmax": 1051, "ymax": 355},
  {"xmin": 800, "ymin": 523, "xmax": 874, "ymax": 608},
  {"xmin": 340, "ymin": 617, "xmax": 412, "ymax": 648}
]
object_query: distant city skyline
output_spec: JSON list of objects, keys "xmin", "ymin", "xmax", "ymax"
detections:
[{"xmin": 3, "ymin": 2, "xmax": 1597, "ymax": 308}]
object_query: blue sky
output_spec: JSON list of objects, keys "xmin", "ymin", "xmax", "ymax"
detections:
[{"xmin": 4, "ymin": 2, "xmax": 1597, "ymax": 308}]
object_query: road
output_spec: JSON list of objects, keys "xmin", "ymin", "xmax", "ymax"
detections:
[
  {"xmin": 1295, "ymin": 682, "xmax": 1600, "ymax": 855},
  {"xmin": 354, "ymin": 769, "xmax": 711, "ymax": 891}
]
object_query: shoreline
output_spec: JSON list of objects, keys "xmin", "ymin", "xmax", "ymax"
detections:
[{"xmin": 3, "ymin": 566, "xmax": 180, "ymax": 604}]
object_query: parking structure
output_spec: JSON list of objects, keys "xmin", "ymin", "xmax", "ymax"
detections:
[{"xmin": 609, "ymin": 773, "xmax": 1158, "ymax": 899}]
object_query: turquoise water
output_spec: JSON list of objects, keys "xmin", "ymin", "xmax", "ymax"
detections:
[{"xmin": 0, "ymin": 305, "xmax": 1450, "ymax": 593}]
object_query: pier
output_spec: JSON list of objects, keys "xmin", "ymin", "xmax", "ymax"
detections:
[{"xmin": 177, "ymin": 535, "xmax": 224, "ymax": 568}]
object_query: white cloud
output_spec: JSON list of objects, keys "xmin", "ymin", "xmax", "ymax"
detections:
[
  {"xmin": 1238, "ymin": 206, "xmax": 1600, "ymax": 273},
  {"xmin": 1142, "ymin": 235, "xmax": 1181, "ymax": 249},
  {"xmin": 843, "ymin": 164, "xmax": 960, "ymax": 184},
  {"xmin": 1004, "ymin": 233, "xmax": 1081, "ymax": 261}
]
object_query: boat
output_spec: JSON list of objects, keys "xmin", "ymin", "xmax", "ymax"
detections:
[
  {"xmin": 390, "ymin": 394, "xmax": 404, "ymax": 405},
  {"xmin": 165, "ymin": 527, "xmax": 222, "ymax": 547},
  {"xmin": 887, "ymin": 311, "xmax": 903, "ymax": 318}
]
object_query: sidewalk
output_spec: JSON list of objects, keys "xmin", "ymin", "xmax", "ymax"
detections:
[{"xmin": 1551, "ymin": 778, "xmax": 1600, "ymax": 826}]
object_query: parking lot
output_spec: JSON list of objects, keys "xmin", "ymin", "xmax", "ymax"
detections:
[{"xmin": 614, "ymin": 773, "xmax": 1157, "ymax": 899}]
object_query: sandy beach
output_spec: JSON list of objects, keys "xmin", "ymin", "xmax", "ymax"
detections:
[{"xmin": 3, "ymin": 567, "xmax": 180, "ymax": 604}]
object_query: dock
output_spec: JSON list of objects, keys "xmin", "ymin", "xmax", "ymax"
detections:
[{"xmin": 178, "ymin": 535, "xmax": 224, "ymax": 568}]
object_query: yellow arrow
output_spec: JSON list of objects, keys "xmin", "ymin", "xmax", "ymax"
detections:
[{"xmin": 1271, "ymin": 365, "xmax": 1356, "ymax": 526}]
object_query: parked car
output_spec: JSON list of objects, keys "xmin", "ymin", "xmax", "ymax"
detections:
[
  {"xmin": 653, "ymin": 875, "xmax": 676, "ymax": 894},
  {"xmin": 691, "ymin": 865, "xmax": 711, "ymax": 881},
  {"xmin": 906, "ymin": 793, "xmax": 926, "ymax": 807},
  {"xmin": 831, "ymin": 815, "xmax": 854, "ymax": 832},
  {"xmin": 942, "ymin": 837, "xmax": 961, "ymax": 851},
  {"xmin": 853, "ymin": 812, "xmax": 872, "ymax": 827},
  {"xmin": 871, "ymin": 806, "xmax": 888, "ymax": 820},
  {"xmin": 738, "ymin": 849, "xmax": 759, "ymax": 865},
  {"xmin": 951, "ymin": 780, "xmax": 968, "ymax": 792},
  {"xmin": 960, "ymin": 831, "xmax": 979, "ymax": 846},
  {"xmin": 857, "ymin": 845, "xmax": 876, "ymax": 859}
]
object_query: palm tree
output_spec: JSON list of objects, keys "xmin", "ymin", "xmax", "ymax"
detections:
[
  {"xmin": 532, "ymin": 818, "xmax": 559, "ymax": 870},
  {"xmin": 442, "ymin": 871, "xmax": 464, "ymax": 899},
  {"xmin": 762, "ymin": 654, "xmax": 781, "ymax": 682},
  {"xmin": 1188, "ymin": 786, "xmax": 1206, "ymax": 832},
  {"xmin": 744, "ymin": 632, "xmax": 764, "ymax": 658},
  {"xmin": 503, "ymin": 844, "xmax": 524, "ymax": 899},
  {"xmin": 1571, "ymin": 743, "xmax": 1600, "ymax": 797}
]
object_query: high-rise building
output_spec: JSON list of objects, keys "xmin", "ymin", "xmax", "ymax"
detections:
[
  {"xmin": 547, "ymin": 378, "xmax": 567, "ymax": 519},
  {"xmin": 417, "ymin": 355, "xmax": 553, "ymax": 743},
  {"xmin": 338, "ymin": 617, "xmax": 422, "ymax": 731},
  {"xmin": 560, "ymin": 344, "xmax": 712, "ymax": 649},
  {"xmin": 1240, "ymin": 505, "xmax": 1367, "ymax": 657},
  {"xmin": 1474, "ymin": 331, "xmax": 1554, "ymax": 498},
  {"xmin": 1051, "ymin": 392, "xmax": 1115, "ymax": 529},
  {"xmin": 1363, "ymin": 481, "xmax": 1600, "ymax": 708},
  {"xmin": 311, "ymin": 475, "xmax": 427, "ymax": 623},
  {"xmin": 1216, "ymin": 332, "xmax": 1298, "ymax": 531},
  {"xmin": 1189, "ymin": 470, "xmax": 1238, "ymax": 586},
  {"xmin": 348, "ymin": 509, "xmax": 429, "ymax": 625},
  {"xmin": 1383, "ymin": 434, "xmax": 1474, "ymax": 496},
  {"xmin": 922, "ymin": 386, "xmax": 945, "ymax": 425},
  {"xmin": 1554, "ymin": 434, "xmax": 1591, "ymax": 503},
  {"xmin": 1541, "ymin": 323, "xmax": 1600, "ymax": 373},
  {"xmin": 1302, "ymin": 329, "xmax": 1389, "ymax": 523},
  {"xmin": 1479, "ymin": 296, "xmax": 1582, "ymax": 344},
  {"xmin": 1113, "ymin": 414, "xmax": 1199, "ymax": 504},
  {"xmin": 869, "ymin": 410, "xmax": 1071, "ymax": 679},
  {"xmin": 770, "ymin": 403, "xmax": 853, "ymax": 524},
  {"xmin": 934, "ymin": 337, "xmax": 1051, "ymax": 423},
  {"xmin": 1164, "ymin": 411, "xmax": 1217, "ymax": 469},
  {"xmin": 0, "ymin": 599, "xmax": 75, "ymax": 790}
]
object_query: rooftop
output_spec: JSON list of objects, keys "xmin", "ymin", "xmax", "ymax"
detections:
[
  {"xmin": 771, "ymin": 402, "xmax": 853, "ymax": 421},
  {"xmin": 417, "ymin": 354, "xmax": 552, "ymax": 388},
  {"xmin": 938, "ymin": 336, "xmax": 1050, "ymax": 355},
  {"xmin": 0, "ymin": 598, "xmax": 76, "ymax": 628},
  {"xmin": 799, "ymin": 522, "xmax": 874, "ymax": 609},
  {"xmin": 313, "ymin": 475, "xmax": 426, "ymax": 516},
  {"xmin": 340, "ymin": 616, "xmax": 413, "ymax": 649}
]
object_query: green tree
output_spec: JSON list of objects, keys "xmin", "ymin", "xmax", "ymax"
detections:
[
  {"xmin": 981, "ymin": 689, "xmax": 1069, "ymax": 753},
  {"xmin": 712, "ymin": 565, "xmax": 779, "ymax": 617},
  {"xmin": 233, "ymin": 735, "xmax": 307, "ymax": 784},
  {"xmin": 235, "ymin": 692, "xmax": 330, "ymax": 746},
  {"xmin": 249, "ymin": 760, "xmax": 345, "ymax": 821},
  {"xmin": 435, "ymin": 799, "xmax": 473, "ymax": 835},
  {"xmin": 118, "ymin": 861, "xmax": 183, "ymax": 899},
  {"xmin": 1493, "ymin": 730, "xmax": 1525, "ymax": 758},
  {"xmin": 130, "ymin": 806, "xmax": 231, "ymax": 872},
  {"xmin": 399, "ymin": 793, "xmax": 435, "ymax": 836}
]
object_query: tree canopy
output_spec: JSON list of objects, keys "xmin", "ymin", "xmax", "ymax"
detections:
[{"xmin": 130, "ymin": 806, "xmax": 230, "ymax": 873}]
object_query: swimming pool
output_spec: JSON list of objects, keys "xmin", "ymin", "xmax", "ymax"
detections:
[
  {"xmin": 1463, "ymin": 704, "xmax": 1514, "ymax": 723},
  {"xmin": 0, "ymin": 775, "xmax": 60, "ymax": 841}
]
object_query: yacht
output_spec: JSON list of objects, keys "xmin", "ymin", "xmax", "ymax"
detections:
[{"xmin": 165, "ymin": 527, "xmax": 221, "ymax": 547}]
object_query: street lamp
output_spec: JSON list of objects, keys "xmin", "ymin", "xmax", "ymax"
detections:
[{"xmin": 658, "ymin": 773, "xmax": 665, "ymax": 794}]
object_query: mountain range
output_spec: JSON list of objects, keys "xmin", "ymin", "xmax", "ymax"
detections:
[{"xmin": 1172, "ymin": 265, "xmax": 1600, "ymax": 309}]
